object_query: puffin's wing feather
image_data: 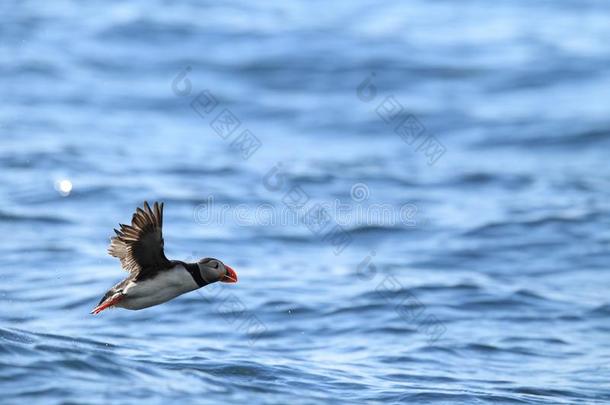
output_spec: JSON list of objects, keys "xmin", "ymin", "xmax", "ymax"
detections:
[{"xmin": 107, "ymin": 201, "xmax": 171, "ymax": 279}]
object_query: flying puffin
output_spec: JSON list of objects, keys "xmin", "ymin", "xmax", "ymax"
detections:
[{"xmin": 91, "ymin": 201, "xmax": 237, "ymax": 314}]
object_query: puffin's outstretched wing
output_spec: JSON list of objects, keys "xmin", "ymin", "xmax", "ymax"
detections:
[{"xmin": 108, "ymin": 201, "xmax": 172, "ymax": 280}]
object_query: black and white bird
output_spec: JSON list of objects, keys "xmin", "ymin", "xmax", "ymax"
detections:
[{"xmin": 91, "ymin": 201, "xmax": 237, "ymax": 314}]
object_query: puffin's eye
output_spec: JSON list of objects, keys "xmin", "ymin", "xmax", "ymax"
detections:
[{"xmin": 211, "ymin": 261, "xmax": 219, "ymax": 269}]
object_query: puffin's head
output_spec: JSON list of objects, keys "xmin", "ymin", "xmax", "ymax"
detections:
[{"xmin": 197, "ymin": 258, "xmax": 238, "ymax": 284}]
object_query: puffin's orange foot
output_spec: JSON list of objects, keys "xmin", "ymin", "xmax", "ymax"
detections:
[{"xmin": 91, "ymin": 293, "xmax": 124, "ymax": 315}]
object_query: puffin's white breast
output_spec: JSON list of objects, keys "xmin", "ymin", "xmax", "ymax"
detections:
[{"xmin": 118, "ymin": 264, "xmax": 200, "ymax": 310}]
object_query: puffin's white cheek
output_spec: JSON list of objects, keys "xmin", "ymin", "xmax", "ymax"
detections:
[{"xmin": 199, "ymin": 269, "xmax": 215, "ymax": 284}]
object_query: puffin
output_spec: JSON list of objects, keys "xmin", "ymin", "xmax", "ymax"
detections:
[{"xmin": 91, "ymin": 201, "xmax": 237, "ymax": 314}]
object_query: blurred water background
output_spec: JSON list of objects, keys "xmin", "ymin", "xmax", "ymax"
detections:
[{"xmin": 1, "ymin": 1, "xmax": 610, "ymax": 404}]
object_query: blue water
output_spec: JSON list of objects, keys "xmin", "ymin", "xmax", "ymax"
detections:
[{"xmin": 2, "ymin": 1, "xmax": 610, "ymax": 404}]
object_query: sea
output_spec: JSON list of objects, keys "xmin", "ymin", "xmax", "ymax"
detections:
[{"xmin": 1, "ymin": 1, "xmax": 610, "ymax": 404}]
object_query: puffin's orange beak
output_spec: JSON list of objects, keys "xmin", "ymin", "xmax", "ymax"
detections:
[{"xmin": 221, "ymin": 265, "xmax": 238, "ymax": 283}]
